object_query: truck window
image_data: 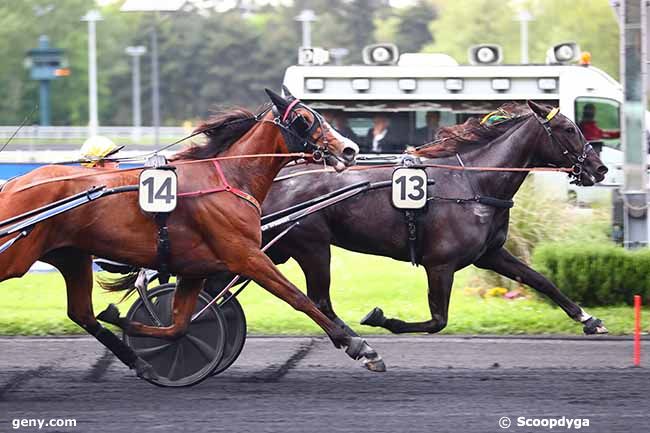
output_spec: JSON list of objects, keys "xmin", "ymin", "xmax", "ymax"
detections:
[
  {"xmin": 575, "ymin": 97, "xmax": 621, "ymax": 150},
  {"xmin": 314, "ymin": 100, "xmax": 532, "ymax": 154}
]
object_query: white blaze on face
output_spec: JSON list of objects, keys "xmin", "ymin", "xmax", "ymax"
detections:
[{"xmin": 326, "ymin": 122, "xmax": 359, "ymax": 156}]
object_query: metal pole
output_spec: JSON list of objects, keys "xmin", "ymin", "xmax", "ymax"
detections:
[
  {"xmin": 516, "ymin": 10, "xmax": 532, "ymax": 64},
  {"xmin": 126, "ymin": 46, "xmax": 146, "ymax": 142},
  {"xmin": 39, "ymin": 80, "xmax": 49, "ymax": 126},
  {"xmin": 151, "ymin": 25, "xmax": 160, "ymax": 146},
  {"xmin": 133, "ymin": 54, "xmax": 141, "ymax": 135},
  {"xmin": 302, "ymin": 20, "xmax": 311, "ymax": 48},
  {"xmin": 82, "ymin": 10, "xmax": 102, "ymax": 137},
  {"xmin": 295, "ymin": 9, "xmax": 316, "ymax": 48},
  {"xmin": 620, "ymin": 0, "xmax": 649, "ymax": 248}
]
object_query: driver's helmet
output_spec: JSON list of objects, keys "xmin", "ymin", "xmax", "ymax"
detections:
[{"xmin": 80, "ymin": 136, "xmax": 123, "ymax": 167}]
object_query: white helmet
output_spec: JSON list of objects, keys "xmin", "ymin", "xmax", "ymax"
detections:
[{"xmin": 80, "ymin": 136, "xmax": 123, "ymax": 167}]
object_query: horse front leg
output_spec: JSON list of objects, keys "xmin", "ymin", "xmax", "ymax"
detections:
[
  {"xmin": 474, "ymin": 247, "xmax": 607, "ymax": 334},
  {"xmin": 230, "ymin": 248, "xmax": 385, "ymax": 372},
  {"xmin": 361, "ymin": 263, "xmax": 454, "ymax": 334},
  {"xmin": 98, "ymin": 277, "xmax": 204, "ymax": 339}
]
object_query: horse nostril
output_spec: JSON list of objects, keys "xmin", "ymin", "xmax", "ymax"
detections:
[
  {"xmin": 342, "ymin": 147, "xmax": 357, "ymax": 162},
  {"xmin": 597, "ymin": 165, "xmax": 608, "ymax": 175}
]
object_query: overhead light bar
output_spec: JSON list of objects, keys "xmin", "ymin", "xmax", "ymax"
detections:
[
  {"xmin": 305, "ymin": 78, "xmax": 325, "ymax": 91},
  {"xmin": 352, "ymin": 78, "xmax": 371, "ymax": 91},
  {"xmin": 537, "ymin": 77, "xmax": 558, "ymax": 91},
  {"xmin": 491, "ymin": 78, "xmax": 510, "ymax": 91},
  {"xmin": 445, "ymin": 78, "xmax": 463, "ymax": 92},
  {"xmin": 398, "ymin": 78, "xmax": 417, "ymax": 92}
]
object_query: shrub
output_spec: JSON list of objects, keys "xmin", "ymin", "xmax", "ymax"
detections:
[{"xmin": 532, "ymin": 242, "xmax": 650, "ymax": 306}]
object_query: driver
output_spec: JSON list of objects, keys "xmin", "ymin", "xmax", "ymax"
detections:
[{"xmin": 79, "ymin": 136, "xmax": 123, "ymax": 169}]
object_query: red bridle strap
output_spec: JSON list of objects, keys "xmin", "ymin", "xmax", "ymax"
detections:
[
  {"xmin": 177, "ymin": 160, "xmax": 261, "ymax": 214},
  {"xmin": 281, "ymin": 99, "xmax": 301, "ymax": 123}
]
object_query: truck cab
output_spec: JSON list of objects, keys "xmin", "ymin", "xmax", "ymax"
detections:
[{"xmin": 282, "ymin": 43, "xmax": 623, "ymax": 202}]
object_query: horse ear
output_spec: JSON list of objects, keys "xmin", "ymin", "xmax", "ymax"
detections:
[
  {"xmin": 281, "ymin": 85, "xmax": 296, "ymax": 101},
  {"xmin": 265, "ymin": 88, "xmax": 289, "ymax": 111},
  {"xmin": 527, "ymin": 100, "xmax": 548, "ymax": 118}
]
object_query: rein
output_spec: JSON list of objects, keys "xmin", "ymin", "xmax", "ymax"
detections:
[
  {"xmin": 273, "ymin": 163, "xmax": 573, "ymax": 182},
  {"xmin": 12, "ymin": 152, "xmax": 312, "ymax": 193}
]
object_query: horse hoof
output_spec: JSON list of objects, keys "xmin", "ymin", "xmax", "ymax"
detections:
[
  {"xmin": 97, "ymin": 304, "xmax": 121, "ymax": 327},
  {"xmin": 134, "ymin": 358, "xmax": 159, "ymax": 381},
  {"xmin": 360, "ymin": 307, "xmax": 386, "ymax": 327},
  {"xmin": 583, "ymin": 317, "xmax": 608, "ymax": 335},
  {"xmin": 363, "ymin": 357, "xmax": 387, "ymax": 373}
]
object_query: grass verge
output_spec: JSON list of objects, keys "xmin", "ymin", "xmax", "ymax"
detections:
[{"xmin": 0, "ymin": 248, "xmax": 646, "ymax": 335}]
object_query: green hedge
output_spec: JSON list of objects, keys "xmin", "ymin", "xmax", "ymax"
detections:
[{"xmin": 532, "ymin": 243, "xmax": 650, "ymax": 306}]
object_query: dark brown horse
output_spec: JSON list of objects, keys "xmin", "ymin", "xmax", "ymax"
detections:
[
  {"xmin": 206, "ymin": 101, "xmax": 609, "ymax": 338},
  {"xmin": 0, "ymin": 89, "xmax": 391, "ymax": 382}
]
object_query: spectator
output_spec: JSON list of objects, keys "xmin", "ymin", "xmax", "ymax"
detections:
[
  {"xmin": 415, "ymin": 111, "xmax": 441, "ymax": 144},
  {"xmin": 363, "ymin": 115, "xmax": 401, "ymax": 153}
]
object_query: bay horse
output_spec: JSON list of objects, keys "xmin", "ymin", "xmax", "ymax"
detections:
[
  {"xmin": 0, "ymin": 88, "xmax": 391, "ymax": 381},
  {"xmin": 206, "ymin": 101, "xmax": 609, "ymax": 338}
]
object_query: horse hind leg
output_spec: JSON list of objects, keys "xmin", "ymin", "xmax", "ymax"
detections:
[
  {"xmin": 361, "ymin": 263, "xmax": 454, "ymax": 334},
  {"xmin": 42, "ymin": 248, "xmax": 157, "ymax": 381},
  {"xmin": 98, "ymin": 276, "xmax": 204, "ymax": 340}
]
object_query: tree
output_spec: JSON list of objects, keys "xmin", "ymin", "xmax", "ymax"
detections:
[{"xmin": 425, "ymin": 0, "xmax": 619, "ymax": 78}]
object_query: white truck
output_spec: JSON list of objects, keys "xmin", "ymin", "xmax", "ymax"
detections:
[{"xmin": 282, "ymin": 43, "xmax": 624, "ymax": 203}]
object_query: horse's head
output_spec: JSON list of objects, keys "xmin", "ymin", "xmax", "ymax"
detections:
[
  {"xmin": 265, "ymin": 87, "xmax": 359, "ymax": 172},
  {"xmin": 528, "ymin": 101, "xmax": 608, "ymax": 186}
]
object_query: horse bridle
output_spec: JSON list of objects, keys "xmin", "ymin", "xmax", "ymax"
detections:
[
  {"xmin": 535, "ymin": 107, "xmax": 592, "ymax": 185},
  {"xmin": 271, "ymin": 99, "xmax": 331, "ymax": 162}
]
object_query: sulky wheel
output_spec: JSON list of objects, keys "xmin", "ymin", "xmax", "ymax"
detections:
[
  {"xmin": 123, "ymin": 284, "xmax": 226, "ymax": 387},
  {"xmin": 210, "ymin": 293, "xmax": 247, "ymax": 376}
]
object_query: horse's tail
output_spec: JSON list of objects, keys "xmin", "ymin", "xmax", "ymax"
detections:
[{"xmin": 97, "ymin": 271, "xmax": 139, "ymax": 302}]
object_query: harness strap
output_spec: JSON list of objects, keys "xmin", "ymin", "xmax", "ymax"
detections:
[
  {"xmin": 178, "ymin": 160, "xmax": 261, "ymax": 214},
  {"xmin": 282, "ymin": 99, "xmax": 301, "ymax": 123}
]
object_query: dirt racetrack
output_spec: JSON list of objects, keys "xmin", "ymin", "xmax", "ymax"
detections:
[{"xmin": 1, "ymin": 335, "xmax": 648, "ymax": 433}]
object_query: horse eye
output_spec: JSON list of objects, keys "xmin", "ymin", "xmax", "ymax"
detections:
[
  {"xmin": 566, "ymin": 127, "xmax": 575, "ymax": 134},
  {"xmin": 293, "ymin": 116, "xmax": 309, "ymax": 134}
]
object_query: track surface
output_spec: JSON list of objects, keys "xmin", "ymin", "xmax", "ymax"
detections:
[{"xmin": 1, "ymin": 335, "xmax": 648, "ymax": 433}]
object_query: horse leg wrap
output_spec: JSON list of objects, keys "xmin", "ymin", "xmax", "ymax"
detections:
[{"xmin": 88, "ymin": 323, "xmax": 138, "ymax": 368}]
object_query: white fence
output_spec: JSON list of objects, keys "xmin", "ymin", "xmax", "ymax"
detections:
[{"xmin": 0, "ymin": 126, "xmax": 188, "ymax": 142}]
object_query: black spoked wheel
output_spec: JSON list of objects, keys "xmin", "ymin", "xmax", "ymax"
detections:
[
  {"xmin": 123, "ymin": 284, "xmax": 226, "ymax": 387},
  {"xmin": 211, "ymin": 294, "xmax": 247, "ymax": 375}
]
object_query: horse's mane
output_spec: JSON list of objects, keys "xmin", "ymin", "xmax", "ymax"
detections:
[
  {"xmin": 411, "ymin": 103, "xmax": 533, "ymax": 159},
  {"xmin": 171, "ymin": 108, "xmax": 257, "ymax": 161}
]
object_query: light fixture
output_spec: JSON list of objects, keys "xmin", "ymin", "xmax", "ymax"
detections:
[
  {"xmin": 537, "ymin": 78, "xmax": 558, "ymax": 91},
  {"xmin": 546, "ymin": 42, "xmax": 580, "ymax": 64},
  {"xmin": 398, "ymin": 78, "xmax": 417, "ymax": 92},
  {"xmin": 305, "ymin": 78, "xmax": 324, "ymax": 91},
  {"xmin": 445, "ymin": 78, "xmax": 463, "ymax": 92},
  {"xmin": 352, "ymin": 78, "xmax": 371, "ymax": 91},
  {"xmin": 491, "ymin": 78, "xmax": 510, "ymax": 91},
  {"xmin": 362, "ymin": 43, "xmax": 399, "ymax": 65},
  {"xmin": 298, "ymin": 47, "xmax": 330, "ymax": 65},
  {"xmin": 468, "ymin": 44, "xmax": 503, "ymax": 65}
]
